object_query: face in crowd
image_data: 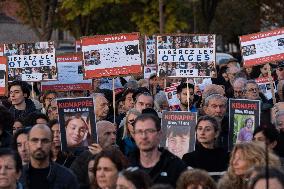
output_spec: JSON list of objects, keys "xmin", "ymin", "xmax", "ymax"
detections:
[
  {"xmin": 133, "ymin": 118, "xmax": 161, "ymax": 152},
  {"xmin": 245, "ymin": 83, "xmax": 260, "ymax": 100},
  {"xmin": 134, "ymin": 93, "xmax": 153, "ymax": 113},
  {"xmin": 177, "ymin": 87, "xmax": 194, "ymax": 108},
  {"xmin": 47, "ymin": 100, "xmax": 58, "ymax": 120},
  {"xmin": 9, "ymin": 85, "xmax": 26, "ymax": 106},
  {"xmin": 44, "ymin": 92, "xmax": 56, "ymax": 110},
  {"xmin": 196, "ymin": 120, "xmax": 218, "ymax": 149},
  {"xmin": 28, "ymin": 126, "xmax": 52, "ymax": 163},
  {"xmin": 97, "ymin": 122, "xmax": 117, "ymax": 149},
  {"xmin": 95, "ymin": 157, "xmax": 118, "ymax": 189},
  {"xmin": 0, "ymin": 153, "xmax": 21, "ymax": 189},
  {"xmin": 95, "ymin": 95, "xmax": 109, "ymax": 121},
  {"xmin": 204, "ymin": 98, "xmax": 227, "ymax": 121},
  {"xmin": 16, "ymin": 133, "xmax": 30, "ymax": 165},
  {"xmin": 124, "ymin": 92, "xmax": 134, "ymax": 112},
  {"xmin": 65, "ymin": 117, "xmax": 88, "ymax": 148},
  {"xmin": 50, "ymin": 123, "xmax": 61, "ymax": 147}
]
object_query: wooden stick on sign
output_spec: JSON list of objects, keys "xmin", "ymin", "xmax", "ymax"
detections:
[
  {"xmin": 267, "ymin": 63, "xmax": 276, "ymax": 105},
  {"xmin": 112, "ymin": 78, "xmax": 116, "ymax": 124}
]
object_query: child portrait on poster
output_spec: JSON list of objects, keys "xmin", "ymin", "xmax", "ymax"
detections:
[{"xmin": 166, "ymin": 125, "xmax": 191, "ymax": 159}]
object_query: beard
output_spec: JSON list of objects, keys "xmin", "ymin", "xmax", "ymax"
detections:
[{"xmin": 31, "ymin": 149, "xmax": 48, "ymax": 160}]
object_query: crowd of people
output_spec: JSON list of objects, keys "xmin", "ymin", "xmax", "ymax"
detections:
[{"xmin": 1, "ymin": 58, "xmax": 284, "ymax": 189}]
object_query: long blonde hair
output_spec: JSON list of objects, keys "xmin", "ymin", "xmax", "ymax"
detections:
[{"xmin": 218, "ymin": 142, "xmax": 280, "ymax": 189}]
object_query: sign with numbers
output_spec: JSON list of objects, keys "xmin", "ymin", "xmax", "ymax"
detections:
[
  {"xmin": 240, "ymin": 28, "xmax": 284, "ymax": 67},
  {"xmin": 156, "ymin": 34, "xmax": 216, "ymax": 78},
  {"xmin": 81, "ymin": 33, "xmax": 142, "ymax": 78},
  {"xmin": 4, "ymin": 41, "xmax": 57, "ymax": 82}
]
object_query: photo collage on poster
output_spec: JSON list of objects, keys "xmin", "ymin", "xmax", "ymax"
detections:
[
  {"xmin": 156, "ymin": 34, "xmax": 216, "ymax": 78},
  {"xmin": 4, "ymin": 41, "xmax": 57, "ymax": 82}
]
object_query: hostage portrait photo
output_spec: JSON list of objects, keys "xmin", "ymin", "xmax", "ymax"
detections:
[
  {"xmin": 233, "ymin": 114, "xmax": 255, "ymax": 144},
  {"xmin": 60, "ymin": 112, "xmax": 94, "ymax": 151}
]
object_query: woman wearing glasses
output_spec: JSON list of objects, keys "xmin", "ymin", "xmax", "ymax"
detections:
[{"xmin": 118, "ymin": 109, "xmax": 141, "ymax": 156}]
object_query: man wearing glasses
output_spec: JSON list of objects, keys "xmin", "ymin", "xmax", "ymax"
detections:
[
  {"xmin": 20, "ymin": 124, "xmax": 79, "ymax": 189},
  {"xmin": 129, "ymin": 114, "xmax": 187, "ymax": 187}
]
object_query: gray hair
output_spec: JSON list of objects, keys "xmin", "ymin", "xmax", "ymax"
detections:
[
  {"xmin": 244, "ymin": 80, "xmax": 258, "ymax": 91},
  {"xmin": 233, "ymin": 77, "xmax": 247, "ymax": 87},
  {"xmin": 154, "ymin": 91, "xmax": 168, "ymax": 111},
  {"xmin": 204, "ymin": 94, "xmax": 227, "ymax": 107}
]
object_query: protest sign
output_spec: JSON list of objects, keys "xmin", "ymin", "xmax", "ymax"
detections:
[
  {"xmin": 145, "ymin": 35, "xmax": 156, "ymax": 65},
  {"xmin": 229, "ymin": 99, "xmax": 261, "ymax": 150},
  {"xmin": 255, "ymin": 77, "xmax": 276, "ymax": 100},
  {"xmin": 57, "ymin": 97, "xmax": 96, "ymax": 151},
  {"xmin": 156, "ymin": 34, "xmax": 216, "ymax": 77},
  {"xmin": 144, "ymin": 65, "xmax": 157, "ymax": 79},
  {"xmin": 41, "ymin": 53, "xmax": 92, "ymax": 91},
  {"xmin": 239, "ymin": 28, "xmax": 284, "ymax": 67},
  {"xmin": 0, "ymin": 56, "xmax": 7, "ymax": 96},
  {"xmin": 4, "ymin": 41, "xmax": 57, "ymax": 82},
  {"xmin": 165, "ymin": 83, "xmax": 180, "ymax": 111},
  {"xmin": 81, "ymin": 33, "xmax": 142, "ymax": 78},
  {"xmin": 160, "ymin": 111, "xmax": 197, "ymax": 159}
]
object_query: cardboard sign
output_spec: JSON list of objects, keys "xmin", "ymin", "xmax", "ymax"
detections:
[
  {"xmin": 41, "ymin": 53, "xmax": 92, "ymax": 91},
  {"xmin": 156, "ymin": 34, "xmax": 216, "ymax": 77},
  {"xmin": 57, "ymin": 97, "xmax": 96, "ymax": 152},
  {"xmin": 4, "ymin": 41, "xmax": 57, "ymax": 82},
  {"xmin": 164, "ymin": 82, "xmax": 180, "ymax": 111},
  {"xmin": 229, "ymin": 99, "xmax": 261, "ymax": 150},
  {"xmin": 145, "ymin": 35, "xmax": 156, "ymax": 65},
  {"xmin": 81, "ymin": 33, "xmax": 142, "ymax": 78},
  {"xmin": 255, "ymin": 77, "xmax": 277, "ymax": 100},
  {"xmin": 0, "ymin": 56, "xmax": 7, "ymax": 96},
  {"xmin": 160, "ymin": 111, "xmax": 197, "ymax": 159},
  {"xmin": 144, "ymin": 65, "xmax": 157, "ymax": 79},
  {"xmin": 240, "ymin": 28, "xmax": 284, "ymax": 67}
]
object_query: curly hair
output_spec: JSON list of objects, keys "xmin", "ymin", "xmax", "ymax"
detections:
[{"xmin": 176, "ymin": 169, "xmax": 217, "ymax": 189}]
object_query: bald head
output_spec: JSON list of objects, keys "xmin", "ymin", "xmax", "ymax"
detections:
[
  {"xmin": 28, "ymin": 124, "xmax": 52, "ymax": 140},
  {"xmin": 96, "ymin": 120, "xmax": 116, "ymax": 148}
]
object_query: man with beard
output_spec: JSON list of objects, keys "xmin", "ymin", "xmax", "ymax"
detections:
[
  {"xmin": 129, "ymin": 114, "xmax": 187, "ymax": 187},
  {"xmin": 176, "ymin": 82, "xmax": 197, "ymax": 112},
  {"xmin": 203, "ymin": 94, "xmax": 229, "ymax": 150},
  {"xmin": 20, "ymin": 124, "xmax": 79, "ymax": 189}
]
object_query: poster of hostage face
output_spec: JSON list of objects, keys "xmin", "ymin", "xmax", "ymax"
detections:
[
  {"xmin": 229, "ymin": 99, "xmax": 260, "ymax": 151},
  {"xmin": 145, "ymin": 35, "xmax": 156, "ymax": 65},
  {"xmin": 161, "ymin": 111, "xmax": 196, "ymax": 159},
  {"xmin": 57, "ymin": 97, "xmax": 96, "ymax": 151},
  {"xmin": 4, "ymin": 41, "xmax": 57, "ymax": 82},
  {"xmin": 156, "ymin": 34, "xmax": 216, "ymax": 78},
  {"xmin": 0, "ymin": 56, "xmax": 7, "ymax": 96}
]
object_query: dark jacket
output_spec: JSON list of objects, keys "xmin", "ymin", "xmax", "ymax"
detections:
[
  {"xmin": 0, "ymin": 130, "xmax": 12, "ymax": 148},
  {"xmin": 129, "ymin": 148, "xmax": 187, "ymax": 187},
  {"xmin": 20, "ymin": 162, "xmax": 79, "ymax": 189},
  {"xmin": 182, "ymin": 143, "xmax": 229, "ymax": 180},
  {"xmin": 70, "ymin": 150, "xmax": 94, "ymax": 189},
  {"xmin": 9, "ymin": 99, "xmax": 37, "ymax": 120}
]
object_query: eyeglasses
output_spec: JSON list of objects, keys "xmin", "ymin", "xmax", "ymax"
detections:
[
  {"xmin": 134, "ymin": 128, "xmax": 158, "ymax": 136},
  {"xmin": 247, "ymin": 88, "xmax": 259, "ymax": 92},
  {"xmin": 29, "ymin": 138, "xmax": 51, "ymax": 145}
]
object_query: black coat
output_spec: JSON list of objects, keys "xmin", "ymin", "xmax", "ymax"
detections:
[{"xmin": 129, "ymin": 148, "xmax": 187, "ymax": 187}]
